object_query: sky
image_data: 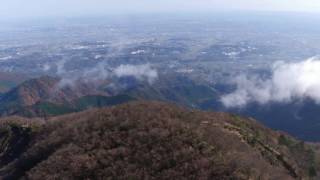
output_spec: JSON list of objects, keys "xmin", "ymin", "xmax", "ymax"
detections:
[{"xmin": 1, "ymin": 0, "xmax": 320, "ymax": 19}]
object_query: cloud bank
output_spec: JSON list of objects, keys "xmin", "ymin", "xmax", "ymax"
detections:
[{"xmin": 221, "ymin": 57, "xmax": 320, "ymax": 108}]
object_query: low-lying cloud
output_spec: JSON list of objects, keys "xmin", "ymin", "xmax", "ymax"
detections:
[
  {"xmin": 114, "ymin": 64, "xmax": 158, "ymax": 84},
  {"xmin": 54, "ymin": 59, "xmax": 158, "ymax": 88},
  {"xmin": 221, "ymin": 57, "xmax": 320, "ymax": 108},
  {"xmin": 55, "ymin": 60, "xmax": 110, "ymax": 87}
]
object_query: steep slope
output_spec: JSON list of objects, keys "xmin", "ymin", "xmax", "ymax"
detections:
[
  {"xmin": 0, "ymin": 101, "xmax": 318, "ymax": 179},
  {"xmin": 0, "ymin": 76, "xmax": 60, "ymax": 107},
  {"xmin": 0, "ymin": 72, "xmax": 29, "ymax": 93},
  {"xmin": 0, "ymin": 76, "xmax": 105, "ymax": 107}
]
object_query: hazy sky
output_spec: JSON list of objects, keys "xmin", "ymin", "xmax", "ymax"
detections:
[{"xmin": 2, "ymin": 0, "xmax": 320, "ymax": 19}]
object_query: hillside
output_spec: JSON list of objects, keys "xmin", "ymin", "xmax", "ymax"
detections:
[
  {"xmin": 0, "ymin": 76, "xmax": 136, "ymax": 117},
  {"xmin": 0, "ymin": 75, "xmax": 218, "ymax": 118},
  {"xmin": 0, "ymin": 72, "xmax": 29, "ymax": 93},
  {"xmin": 0, "ymin": 101, "xmax": 318, "ymax": 179},
  {"xmin": 0, "ymin": 76, "xmax": 105, "ymax": 107}
]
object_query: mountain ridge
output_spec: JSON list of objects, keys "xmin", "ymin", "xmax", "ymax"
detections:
[{"xmin": 0, "ymin": 101, "xmax": 318, "ymax": 179}]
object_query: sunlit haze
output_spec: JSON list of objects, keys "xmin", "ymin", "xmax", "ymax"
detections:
[{"xmin": 2, "ymin": 0, "xmax": 320, "ymax": 19}]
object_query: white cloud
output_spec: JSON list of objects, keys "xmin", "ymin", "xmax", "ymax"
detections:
[
  {"xmin": 114, "ymin": 64, "xmax": 158, "ymax": 84},
  {"xmin": 221, "ymin": 57, "xmax": 320, "ymax": 107},
  {"xmin": 55, "ymin": 60, "xmax": 110, "ymax": 87},
  {"xmin": 42, "ymin": 64, "xmax": 51, "ymax": 71},
  {"xmin": 54, "ymin": 59, "xmax": 158, "ymax": 87}
]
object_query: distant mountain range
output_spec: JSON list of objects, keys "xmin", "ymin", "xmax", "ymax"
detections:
[
  {"xmin": 0, "ymin": 76, "xmax": 135, "ymax": 117},
  {"xmin": 0, "ymin": 75, "xmax": 219, "ymax": 118},
  {"xmin": 0, "ymin": 101, "xmax": 318, "ymax": 179},
  {"xmin": 2, "ymin": 75, "xmax": 320, "ymax": 143}
]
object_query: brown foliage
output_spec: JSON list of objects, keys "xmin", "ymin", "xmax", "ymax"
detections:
[{"xmin": 0, "ymin": 101, "xmax": 317, "ymax": 179}]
